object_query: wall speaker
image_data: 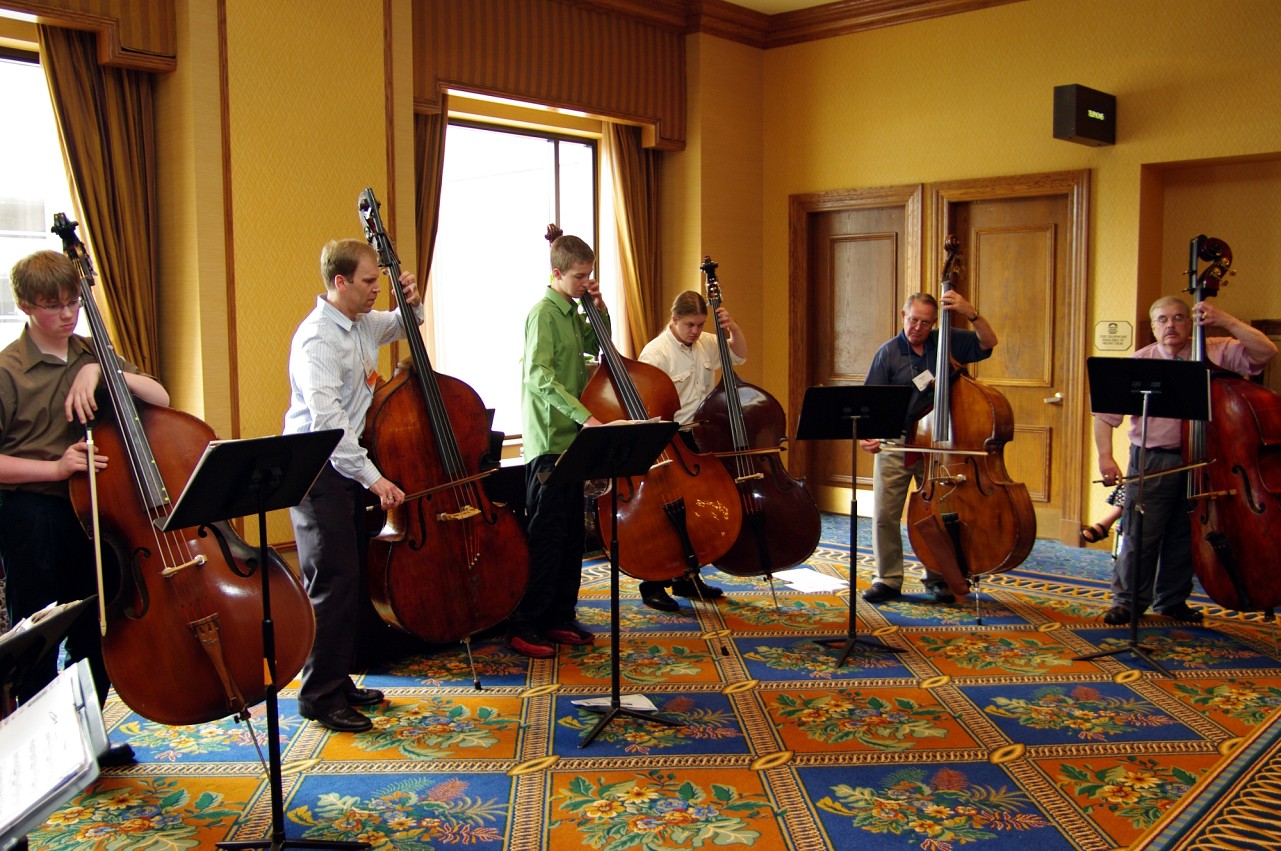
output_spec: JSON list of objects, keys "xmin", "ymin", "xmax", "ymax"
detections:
[{"xmin": 1053, "ymin": 84, "xmax": 1116, "ymax": 146}]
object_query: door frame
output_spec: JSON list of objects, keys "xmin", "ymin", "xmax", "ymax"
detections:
[
  {"xmin": 934, "ymin": 170, "xmax": 1090, "ymax": 544},
  {"xmin": 786, "ymin": 184, "xmax": 923, "ymax": 488},
  {"xmin": 787, "ymin": 171, "xmax": 1090, "ymax": 544}
]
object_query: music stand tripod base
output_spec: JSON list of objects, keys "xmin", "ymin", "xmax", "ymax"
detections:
[
  {"xmin": 158, "ymin": 431, "xmax": 369, "ymax": 850},
  {"xmin": 543, "ymin": 420, "xmax": 686, "ymax": 747},
  {"xmin": 796, "ymin": 385, "xmax": 914, "ymax": 664}
]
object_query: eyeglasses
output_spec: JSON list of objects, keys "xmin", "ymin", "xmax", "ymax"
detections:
[
  {"xmin": 30, "ymin": 297, "xmax": 82, "ymax": 314},
  {"xmin": 1152, "ymin": 314, "xmax": 1190, "ymax": 326},
  {"xmin": 905, "ymin": 316, "xmax": 936, "ymax": 328}
]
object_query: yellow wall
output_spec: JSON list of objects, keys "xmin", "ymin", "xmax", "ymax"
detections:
[
  {"xmin": 152, "ymin": 0, "xmax": 417, "ymax": 545},
  {"xmin": 155, "ymin": 0, "xmax": 226, "ymax": 433},
  {"xmin": 742, "ymin": 0, "xmax": 1281, "ymax": 524},
  {"xmin": 671, "ymin": 34, "xmax": 766, "ymax": 384}
]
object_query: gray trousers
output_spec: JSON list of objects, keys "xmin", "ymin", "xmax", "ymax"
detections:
[
  {"xmin": 871, "ymin": 449, "xmax": 947, "ymax": 590},
  {"xmin": 1111, "ymin": 446, "xmax": 1193, "ymax": 612}
]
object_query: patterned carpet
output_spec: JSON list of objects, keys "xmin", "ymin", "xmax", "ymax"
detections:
[{"xmin": 23, "ymin": 516, "xmax": 1281, "ymax": 850}]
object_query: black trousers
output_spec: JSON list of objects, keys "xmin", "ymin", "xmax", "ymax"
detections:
[
  {"xmin": 289, "ymin": 464, "xmax": 371, "ymax": 716},
  {"xmin": 0, "ymin": 490, "xmax": 110, "ymax": 706},
  {"xmin": 510, "ymin": 453, "xmax": 584, "ymax": 631}
]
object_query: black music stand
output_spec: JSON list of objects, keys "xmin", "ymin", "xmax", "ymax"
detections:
[
  {"xmin": 0, "ymin": 597, "xmax": 95, "ymax": 719},
  {"xmin": 545, "ymin": 420, "xmax": 685, "ymax": 747},
  {"xmin": 156, "ymin": 430, "xmax": 361, "ymax": 851},
  {"xmin": 1076, "ymin": 357, "xmax": 1209, "ymax": 677},
  {"xmin": 797, "ymin": 384, "xmax": 914, "ymax": 665}
]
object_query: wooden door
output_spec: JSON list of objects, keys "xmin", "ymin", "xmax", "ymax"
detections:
[
  {"xmin": 788, "ymin": 173, "xmax": 1089, "ymax": 543},
  {"xmin": 935, "ymin": 171, "xmax": 1090, "ymax": 542},
  {"xmin": 786, "ymin": 185, "xmax": 922, "ymax": 514}
]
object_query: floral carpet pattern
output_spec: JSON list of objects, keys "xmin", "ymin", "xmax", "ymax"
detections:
[{"xmin": 24, "ymin": 517, "xmax": 1281, "ymax": 850}]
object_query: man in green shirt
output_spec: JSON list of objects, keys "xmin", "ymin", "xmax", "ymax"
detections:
[{"xmin": 506, "ymin": 226, "xmax": 610, "ymax": 658}]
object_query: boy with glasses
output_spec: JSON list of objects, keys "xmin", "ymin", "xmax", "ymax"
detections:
[{"xmin": 0, "ymin": 250, "xmax": 168, "ymax": 735}]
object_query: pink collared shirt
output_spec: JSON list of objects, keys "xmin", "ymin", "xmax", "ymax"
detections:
[{"xmin": 1095, "ymin": 338, "xmax": 1263, "ymax": 448}]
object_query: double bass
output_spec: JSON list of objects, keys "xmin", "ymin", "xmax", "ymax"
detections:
[
  {"xmin": 690, "ymin": 257, "xmax": 820, "ymax": 576},
  {"xmin": 905, "ymin": 235, "xmax": 1036, "ymax": 596},
  {"xmin": 570, "ymin": 238, "xmax": 742, "ymax": 582},
  {"xmin": 358, "ymin": 189, "xmax": 529, "ymax": 644},
  {"xmin": 1184, "ymin": 235, "xmax": 1281, "ymax": 613},
  {"xmin": 54, "ymin": 214, "xmax": 316, "ymax": 726}
]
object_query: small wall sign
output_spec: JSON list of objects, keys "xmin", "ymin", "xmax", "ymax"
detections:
[{"xmin": 1094, "ymin": 320, "xmax": 1133, "ymax": 352}]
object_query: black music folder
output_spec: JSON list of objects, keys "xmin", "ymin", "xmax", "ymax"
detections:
[
  {"xmin": 1086, "ymin": 357, "xmax": 1209, "ymax": 420},
  {"xmin": 158, "ymin": 430, "xmax": 343, "ymax": 531}
]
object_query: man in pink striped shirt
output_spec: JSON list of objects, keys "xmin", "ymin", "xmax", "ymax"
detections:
[{"xmin": 1093, "ymin": 296, "xmax": 1276, "ymax": 625}]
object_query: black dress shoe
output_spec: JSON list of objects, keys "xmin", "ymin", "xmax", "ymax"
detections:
[
  {"xmin": 346, "ymin": 687, "xmax": 385, "ymax": 707},
  {"xmin": 97, "ymin": 742, "xmax": 136, "ymax": 768},
  {"xmin": 1155, "ymin": 602, "xmax": 1203, "ymax": 623},
  {"xmin": 304, "ymin": 706, "xmax": 372, "ymax": 733},
  {"xmin": 1103, "ymin": 605, "xmax": 1132, "ymax": 625},
  {"xmin": 925, "ymin": 585, "xmax": 955, "ymax": 604},
  {"xmin": 861, "ymin": 582, "xmax": 902, "ymax": 604},
  {"xmin": 671, "ymin": 573, "xmax": 724, "ymax": 599},
  {"xmin": 639, "ymin": 581, "xmax": 680, "ymax": 612}
]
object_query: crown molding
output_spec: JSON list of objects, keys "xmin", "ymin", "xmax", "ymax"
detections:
[
  {"xmin": 765, "ymin": 0, "xmax": 1025, "ymax": 48},
  {"xmin": 569, "ymin": 0, "xmax": 1025, "ymax": 48}
]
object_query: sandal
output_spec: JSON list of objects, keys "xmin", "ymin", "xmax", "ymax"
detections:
[{"xmin": 1080, "ymin": 523, "xmax": 1109, "ymax": 543}]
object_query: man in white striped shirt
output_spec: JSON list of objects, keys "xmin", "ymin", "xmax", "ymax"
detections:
[{"xmin": 282, "ymin": 238, "xmax": 421, "ymax": 733}]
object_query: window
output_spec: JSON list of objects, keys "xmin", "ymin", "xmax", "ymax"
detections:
[
  {"xmin": 431, "ymin": 121, "xmax": 621, "ymax": 439},
  {"xmin": 0, "ymin": 51, "xmax": 82, "ymax": 347}
]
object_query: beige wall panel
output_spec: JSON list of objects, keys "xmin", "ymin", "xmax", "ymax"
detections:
[
  {"xmin": 1160, "ymin": 160, "xmax": 1281, "ymax": 328},
  {"xmin": 155, "ymin": 0, "xmax": 226, "ymax": 433},
  {"xmin": 971, "ymin": 225, "xmax": 1053, "ymax": 388},
  {"xmin": 224, "ymin": 0, "xmax": 387, "ymax": 544}
]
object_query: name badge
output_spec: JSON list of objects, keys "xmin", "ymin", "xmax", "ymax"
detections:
[{"xmin": 912, "ymin": 369, "xmax": 934, "ymax": 392}]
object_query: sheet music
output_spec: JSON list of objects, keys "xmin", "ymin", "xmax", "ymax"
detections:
[
  {"xmin": 774, "ymin": 567, "xmax": 850, "ymax": 593},
  {"xmin": 571, "ymin": 694, "xmax": 658, "ymax": 712},
  {"xmin": 0, "ymin": 601, "xmax": 60, "ymax": 641},
  {"xmin": 0, "ymin": 664, "xmax": 100, "ymax": 846}
]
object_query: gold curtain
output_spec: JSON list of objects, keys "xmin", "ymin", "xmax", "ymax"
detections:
[
  {"xmin": 604, "ymin": 123, "xmax": 663, "ymax": 354},
  {"xmin": 413, "ymin": 96, "xmax": 449, "ymax": 290},
  {"xmin": 37, "ymin": 25, "xmax": 159, "ymax": 375}
]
